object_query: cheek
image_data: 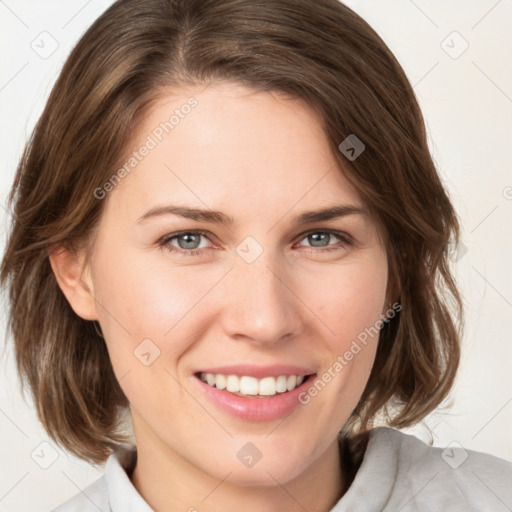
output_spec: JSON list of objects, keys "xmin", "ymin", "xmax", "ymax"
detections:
[
  {"xmin": 311, "ymin": 257, "xmax": 388, "ymax": 347},
  {"xmin": 91, "ymin": 245, "xmax": 222, "ymax": 362}
]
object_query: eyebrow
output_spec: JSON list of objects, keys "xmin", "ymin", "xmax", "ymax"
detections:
[{"xmin": 136, "ymin": 204, "xmax": 367, "ymax": 227}]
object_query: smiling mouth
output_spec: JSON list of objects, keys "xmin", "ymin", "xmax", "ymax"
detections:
[{"xmin": 195, "ymin": 372, "xmax": 314, "ymax": 398}]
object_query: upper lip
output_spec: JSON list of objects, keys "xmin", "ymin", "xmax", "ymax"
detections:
[{"xmin": 196, "ymin": 364, "xmax": 316, "ymax": 379}]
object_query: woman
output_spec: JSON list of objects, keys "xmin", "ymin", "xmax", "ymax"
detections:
[{"xmin": 1, "ymin": 0, "xmax": 511, "ymax": 510}]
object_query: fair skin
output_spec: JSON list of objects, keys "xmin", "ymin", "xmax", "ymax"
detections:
[{"xmin": 50, "ymin": 81, "xmax": 389, "ymax": 512}]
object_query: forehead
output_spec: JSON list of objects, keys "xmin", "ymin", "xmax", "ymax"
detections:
[{"xmin": 106, "ymin": 82, "xmax": 364, "ymax": 222}]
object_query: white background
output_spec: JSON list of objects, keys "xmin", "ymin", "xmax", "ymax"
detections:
[{"xmin": 0, "ymin": 1, "xmax": 511, "ymax": 510}]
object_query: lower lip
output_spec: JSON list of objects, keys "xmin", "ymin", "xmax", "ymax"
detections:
[{"xmin": 194, "ymin": 374, "xmax": 315, "ymax": 421}]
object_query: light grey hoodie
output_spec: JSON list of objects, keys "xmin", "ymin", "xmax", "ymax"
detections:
[{"xmin": 52, "ymin": 427, "xmax": 512, "ymax": 512}]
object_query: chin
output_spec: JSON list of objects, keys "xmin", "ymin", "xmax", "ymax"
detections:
[{"xmin": 208, "ymin": 451, "xmax": 309, "ymax": 488}]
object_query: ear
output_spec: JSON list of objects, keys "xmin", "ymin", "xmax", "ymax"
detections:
[{"xmin": 48, "ymin": 244, "xmax": 98, "ymax": 321}]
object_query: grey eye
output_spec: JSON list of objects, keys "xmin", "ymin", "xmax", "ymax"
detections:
[
  {"xmin": 305, "ymin": 232, "xmax": 335, "ymax": 247},
  {"xmin": 175, "ymin": 233, "xmax": 203, "ymax": 250}
]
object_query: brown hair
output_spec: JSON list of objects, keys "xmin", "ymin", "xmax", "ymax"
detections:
[{"xmin": 1, "ymin": 0, "xmax": 462, "ymax": 465}]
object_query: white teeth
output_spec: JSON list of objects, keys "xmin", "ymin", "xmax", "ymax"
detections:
[
  {"xmin": 199, "ymin": 372, "xmax": 309, "ymax": 396},
  {"xmin": 286, "ymin": 375, "xmax": 297, "ymax": 391},
  {"xmin": 258, "ymin": 376, "xmax": 277, "ymax": 396},
  {"xmin": 215, "ymin": 374, "xmax": 227, "ymax": 390},
  {"xmin": 226, "ymin": 375, "xmax": 240, "ymax": 392},
  {"xmin": 240, "ymin": 376, "xmax": 259, "ymax": 395},
  {"xmin": 276, "ymin": 375, "xmax": 288, "ymax": 393}
]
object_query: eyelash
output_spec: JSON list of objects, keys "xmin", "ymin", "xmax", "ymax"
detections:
[{"xmin": 157, "ymin": 229, "xmax": 353, "ymax": 257}]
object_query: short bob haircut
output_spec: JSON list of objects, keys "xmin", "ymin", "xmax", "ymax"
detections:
[{"xmin": 1, "ymin": 0, "xmax": 462, "ymax": 465}]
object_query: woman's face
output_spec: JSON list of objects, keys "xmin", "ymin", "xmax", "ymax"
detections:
[{"xmin": 86, "ymin": 81, "xmax": 388, "ymax": 485}]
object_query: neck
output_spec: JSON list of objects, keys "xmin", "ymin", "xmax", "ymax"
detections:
[{"xmin": 130, "ymin": 427, "xmax": 350, "ymax": 512}]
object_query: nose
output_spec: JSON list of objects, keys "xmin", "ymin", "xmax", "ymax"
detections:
[{"xmin": 220, "ymin": 253, "xmax": 304, "ymax": 347}]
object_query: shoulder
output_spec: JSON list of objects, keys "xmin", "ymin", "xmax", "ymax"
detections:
[
  {"xmin": 367, "ymin": 427, "xmax": 512, "ymax": 510},
  {"xmin": 49, "ymin": 446, "xmax": 151, "ymax": 512}
]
